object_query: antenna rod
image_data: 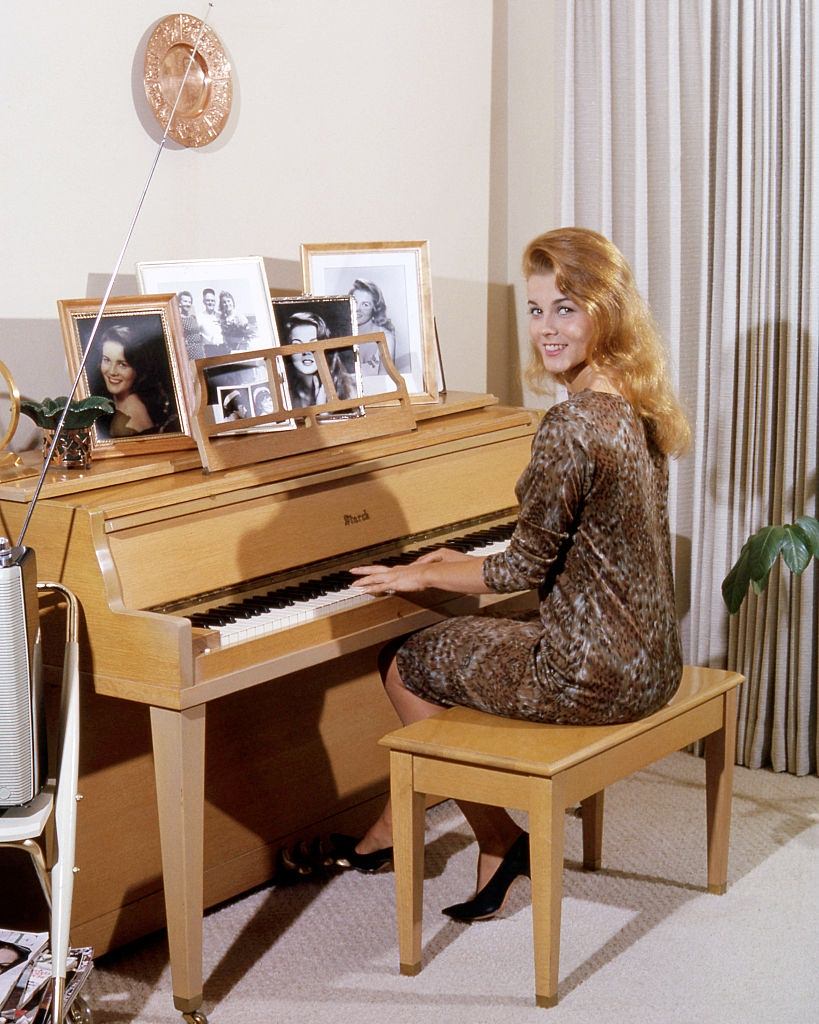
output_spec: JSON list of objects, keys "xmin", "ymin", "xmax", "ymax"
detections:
[{"xmin": 16, "ymin": 4, "xmax": 214, "ymax": 550}]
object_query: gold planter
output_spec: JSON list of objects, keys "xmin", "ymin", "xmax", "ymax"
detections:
[{"xmin": 42, "ymin": 428, "xmax": 93, "ymax": 470}]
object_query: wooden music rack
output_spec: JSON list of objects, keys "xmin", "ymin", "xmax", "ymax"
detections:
[{"xmin": 189, "ymin": 332, "xmax": 417, "ymax": 473}]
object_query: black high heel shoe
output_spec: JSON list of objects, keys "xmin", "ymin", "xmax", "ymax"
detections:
[
  {"xmin": 330, "ymin": 833, "xmax": 393, "ymax": 874},
  {"xmin": 442, "ymin": 832, "xmax": 530, "ymax": 921}
]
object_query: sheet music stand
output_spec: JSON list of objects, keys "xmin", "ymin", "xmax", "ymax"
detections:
[{"xmin": 190, "ymin": 332, "xmax": 418, "ymax": 473}]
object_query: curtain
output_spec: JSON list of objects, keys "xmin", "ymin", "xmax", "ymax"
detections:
[{"xmin": 557, "ymin": 0, "xmax": 818, "ymax": 773}]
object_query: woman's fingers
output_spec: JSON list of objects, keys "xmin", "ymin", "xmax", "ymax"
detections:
[{"xmin": 349, "ymin": 563, "xmax": 424, "ymax": 594}]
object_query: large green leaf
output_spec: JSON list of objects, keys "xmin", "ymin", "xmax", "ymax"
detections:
[
  {"xmin": 746, "ymin": 525, "xmax": 788, "ymax": 587},
  {"xmin": 780, "ymin": 525, "xmax": 811, "ymax": 575},
  {"xmin": 794, "ymin": 515, "xmax": 819, "ymax": 557},
  {"xmin": 722, "ymin": 542, "xmax": 752, "ymax": 614}
]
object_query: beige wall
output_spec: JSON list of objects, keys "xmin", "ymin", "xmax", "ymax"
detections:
[{"xmin": 1, "ymin": 1, "xmax": 502, "ymax": 450}]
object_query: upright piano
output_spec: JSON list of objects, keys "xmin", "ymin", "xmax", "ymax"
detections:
[{"xmin": 0, "ymin": 392, "xmax": 538, "ymax": 1021}]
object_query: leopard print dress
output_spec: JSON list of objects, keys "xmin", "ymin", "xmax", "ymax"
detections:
[{"xmin": 395, "ymin": 390, "xmax": 683, "ymax": 725}]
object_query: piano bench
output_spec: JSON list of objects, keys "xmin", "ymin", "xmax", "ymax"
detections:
[{"xmin": 379, "ymin": 665, "xmax": 744, "ymax": 1008}]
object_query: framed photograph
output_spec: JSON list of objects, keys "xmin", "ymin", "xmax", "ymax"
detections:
[
  {"xmin": 57, "ymin": 294, "xmax": 194, "ymax": 456},
  {"xmin": 269, "ymin": 294, "xmax": 363, "ymax": 416},
  {"xmin": 200, "ymin": 356, "xmax": 292, "ymax": 431},
  {"xmin": 300, "ymin": 240, "xmax": 438, "ymax": 402},
  {"xmin": 136, "ymin": 256, "xmax": 279, "ymax": 358}
]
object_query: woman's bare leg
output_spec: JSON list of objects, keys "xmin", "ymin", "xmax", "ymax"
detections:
[{"xmin": 356, "ymin": 655, "xmax": 523, "ymax": 891}]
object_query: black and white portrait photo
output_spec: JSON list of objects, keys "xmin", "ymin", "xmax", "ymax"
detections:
[
  {"xmin": 271, "ymin": 295, "xmax": 363, "ymax": 415},
  {"xmin": 218, "ymin": 385, "xmax": 252, "ymax": 421},
  {"xmin": 300, "ymin": 241, "xmax": 437, "ymax": 401},
  {"xmin": 57, "ymin": 296, "xmax": 193, "ymax": 455},
  {"xmin": 251, "ymin": 383, "xmax": 275, "ymax": 416}
]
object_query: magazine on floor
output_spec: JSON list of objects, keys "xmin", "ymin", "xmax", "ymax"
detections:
[
  {"xmin": 0, "ymin": 931, "xmax": 49, "ymax": 1008},
  {"xmin": 0, "ymin": 931, "xmax": 93, "ymax": 1022}
]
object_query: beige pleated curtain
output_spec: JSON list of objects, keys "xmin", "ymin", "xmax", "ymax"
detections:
[{"xmin": 556, "ymin": 0, "xmax": 817, "ymax": 774}]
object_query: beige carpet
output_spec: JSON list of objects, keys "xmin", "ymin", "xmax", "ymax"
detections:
[{"xmin": 85, "ymin": 753, "xmax": 819, "ymax": 1024}]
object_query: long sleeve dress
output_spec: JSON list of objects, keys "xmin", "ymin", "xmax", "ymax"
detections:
[{"xmin": 395, "ymin": 390, "xmax": 683, "ymax": 725}]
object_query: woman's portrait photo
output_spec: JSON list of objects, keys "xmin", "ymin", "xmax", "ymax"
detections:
[
  {"xmin": 300, "ymin": 241, "xmax": 437, "ymax": 401},
  {"xmin": 251, "ymin": 384, "xmax": 274, "ymax": 416},
  {"xmin": 58, "ymin": 296, "xmax": 194, "ymax": 456},
  {"xmin": 271, "ymin": 296, "xmax": 363, "ymax": 417},
  {"xmin": 0, "ymin": 940, "xmax": 27, "ymax": 976}
]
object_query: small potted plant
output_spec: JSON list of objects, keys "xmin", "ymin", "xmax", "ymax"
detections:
[
  {"xmin": 722, "ymin": 516, "xmax": 819, "ymax": 612},
  {"xmin": 21, "ymin": 395, "xmax": 114, "ymax": 470}
]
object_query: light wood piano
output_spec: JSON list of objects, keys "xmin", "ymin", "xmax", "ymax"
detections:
[{"xmin": 0, "ymin": 392, "xmax": 538, "ymax": 1021}]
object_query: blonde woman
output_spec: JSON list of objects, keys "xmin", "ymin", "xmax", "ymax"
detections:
[{"xmin": 337, "ymin": 227, "xmax": 691, "ymax": 921}]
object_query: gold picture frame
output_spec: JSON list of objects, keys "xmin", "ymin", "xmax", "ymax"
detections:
[
  {"xmin": 57, "ymin": 294, "xmax": 195, "ymax": 457},
  {"xmin": 300, "ymin": 240, "xmax": 438, "ymax": 403}
]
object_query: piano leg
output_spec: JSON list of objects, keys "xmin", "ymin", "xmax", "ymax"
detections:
[{"xmin": 149, "ymin": 704, "xmax": 208, "ymax": 1023}]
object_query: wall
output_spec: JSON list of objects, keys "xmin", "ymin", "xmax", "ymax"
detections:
[
  {"xmin": 0, "ymin": 1, "xmax": 497, "ymax": 450},
  {"xmin": 503, "ymin": 0, "xmax": 565, "ymax": 409}
]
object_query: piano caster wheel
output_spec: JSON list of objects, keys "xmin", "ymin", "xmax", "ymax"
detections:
[
  {"xmin": 67, "ymin": 996, "xmax": 93, "ymax": 1024},
  {"xmin": 181, "ymin": 1012, "xmax": 208, "ymax": 1024}
]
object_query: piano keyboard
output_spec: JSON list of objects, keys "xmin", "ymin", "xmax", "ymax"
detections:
[{"xmin": 186, "ymin": 522, "xmax": 515, "ymax": 648}]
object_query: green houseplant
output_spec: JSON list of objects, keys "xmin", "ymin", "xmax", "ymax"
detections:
[{"xmin": 722, "ymin": 515, "xmax": 819, "ymax": 613}]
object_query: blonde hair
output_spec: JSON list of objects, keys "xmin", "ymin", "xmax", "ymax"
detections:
[{"xmin": 522, "ymin": 227, "xmax": 691, "ymax": 457}]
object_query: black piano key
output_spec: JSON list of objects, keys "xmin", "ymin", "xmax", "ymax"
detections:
[
  {"xmin": 220, "ymin": 603, "xmax": 259, "ymax": 619},
  {"xmin": 242, "ymin": 596, "xmax": 288, "ymax": 610},
  {"xmin": 189, "ymin": 612, "xmax": 237, "ymax": 627}
]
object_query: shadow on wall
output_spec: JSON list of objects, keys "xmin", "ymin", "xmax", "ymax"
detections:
[
  {"xmin": 486, "ymin": 280, "xmax": 523, "ymax": 406},
  {"xmin": 1, "ymin": 318, "xmax": 72, "ymax": 452},
  {"xmin": 673, "ymin": 531, "xmax": 692, "ymax": 622}
]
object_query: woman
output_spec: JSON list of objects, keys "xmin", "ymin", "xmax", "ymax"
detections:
[
  {"xmin": 338, "ymin": 228, "xmax": 691, "ymax": 921},
  {"xmin": 348, "ymin": 279, "xmax": 405, "ymax": 374},
  {"xmin": 219, "ymin": 291, "xmax": 256, "ymax": 351},
  {"xmin": 176, "ymin": 290, "xmax": 204, "ymax": 359},
  {"xmin": 283, "ymin": 311, "xmax": 358, "ymax": 407},
  {"xmin": 91, "ymin": 325, "xmax": 177, "ymax": 438}
]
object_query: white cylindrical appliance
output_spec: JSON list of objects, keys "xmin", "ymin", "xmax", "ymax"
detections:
[{"xmin": 0, "ymin": 539, "xmax": 46, "ymax": 806}]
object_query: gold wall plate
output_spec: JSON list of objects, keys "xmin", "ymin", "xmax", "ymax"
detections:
[{"xmin": 143, "ymin": 13, "xmax": 233, "ymax": 148}]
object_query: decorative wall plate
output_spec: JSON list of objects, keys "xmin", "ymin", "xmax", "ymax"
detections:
[{"xmin": 143, "ymin": 13, "xmax": 233, "ymax": 148}]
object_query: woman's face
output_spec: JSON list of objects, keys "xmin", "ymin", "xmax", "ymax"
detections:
[
  {"xmin": 255, "ymin": 390, "xmax": 274, "ymax": 414},
  {"xmin": 289, "ymin": 323, "xmax": 319, "ymax": 377},
  {"xmin": 0, "ymin": 946, "xmax": 21, "ymax": 969},
  {"xmin": 527, "ymin": 271, "xmax": 594, "ymax": 385},
  {"xmin": 352, "ymin": 289, "xmax": 375, "ymax": 327},
  {"xmin": 220, "ymin": 294, "xmax": 234, "ymax": 315},
  {"xmin": 100, "ymin": 340, "xmax": 137, "ymax": 398}
]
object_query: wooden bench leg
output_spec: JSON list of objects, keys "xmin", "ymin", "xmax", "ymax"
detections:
[
  {"xmin": 705, "ymin": 688, "xmax": 738, "ymax": 894},
  {"xmin": 580, "ymin": 790, "xmax": 604, "ymax": 870},
  {"xmin": 528, "ymin": 776, "xmax": 566, "ymax": 1008},
  {"xmin": 390, "ymin": 750, "xmax": 426, "ymax": 976}
]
